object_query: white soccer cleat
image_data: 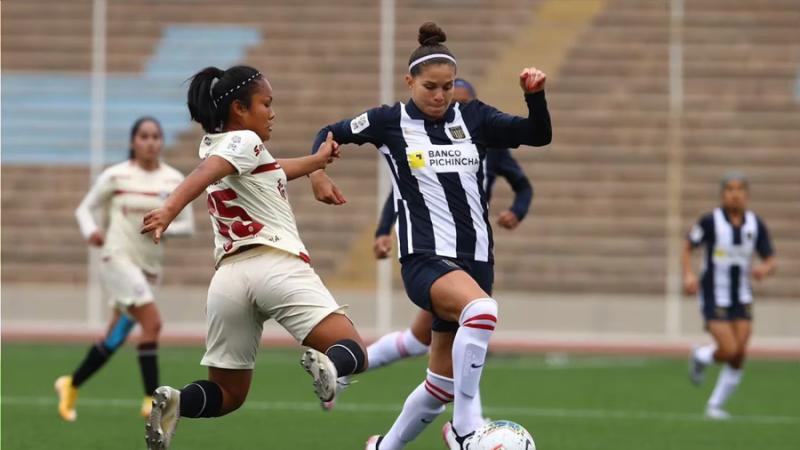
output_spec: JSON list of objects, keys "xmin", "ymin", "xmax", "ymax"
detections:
[
  {"xmin": 688, "ymin": 348, "xmax": 707, "ymax": 385},
  {"xmin": 365, "ymin": 435, "xmax": 383, "ymax": 449},
  {"xmin": 300, "ymin": 348, "xmax": 338, "ymax": 403},
  {"xmin": 145, "ymin": 386, "xmax": 181, "ymax": 450},
  {"xmin": 705, "ymin": 406, "xmax": 731, "ymax": 420},
  {"xmin": 321, "ymin": 376, "xmax": 353, "ymax": 411},
  {"xmin": 442, "ymin": 420, "xmax": 476, "ymax": 450}
]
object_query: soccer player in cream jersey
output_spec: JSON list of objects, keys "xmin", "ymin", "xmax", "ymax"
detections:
[
  {"xmin": 56, "ymin": 117, "xmax": 195, "ymax": 422},
  {"xmin": 684, "ymin": 172, "xmax": 776, "ymax": 419},
  {"xmin": 139, "ymin": 65, "xmax": 368, "ymax": 450}
]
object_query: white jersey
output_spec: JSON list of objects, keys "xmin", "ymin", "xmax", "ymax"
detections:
[
  {"xmin": 199, "ymin": 130, "xmax": 309, "ymax": 266},
  {"xmin": 75, "ymin": 160, "xmax": 195, "ymax": 274}
]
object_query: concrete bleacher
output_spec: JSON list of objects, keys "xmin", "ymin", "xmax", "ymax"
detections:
[{"xmin": 2, "ymin": 0, "xmax": 798, "ymax": 301}]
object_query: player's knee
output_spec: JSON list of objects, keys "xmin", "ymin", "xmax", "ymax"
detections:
[
  {"xmin": 341, "ymin": 338, "xmax": 368, "ymax": 374},
  {"xmin": 716, "ymin": 344, "xmax": 738, "ymax": 363},
  {"xmin": 458, "ymin": 297, "xmax": 498, "ymax": 330},
  {"xmin": 142, "ymin": 318, "xmax": 163, "ymax": 338}
]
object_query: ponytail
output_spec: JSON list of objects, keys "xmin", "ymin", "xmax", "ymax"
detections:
[{"xmin": 187, "ymin": 65, "xmax": 262, "ymax": 133}]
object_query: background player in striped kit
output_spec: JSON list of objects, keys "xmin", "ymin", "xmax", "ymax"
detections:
[
  {"xmin": 308, "ymin": 22, "xmax": 551, "ymax": 450},
  {"xmin": 56, "ymin": 117, "xmax": 195, "ymax": 422},
  {"xmin": 324, "ymin": 78, "xmax": 534, "ymax": 411},
  {"xmin": 683, "ymin": 171, "xmax": 776, "ymax": 419},
  {"xmin": 139, "ymin": 65, "xmax": 368, "ymax": 450}
]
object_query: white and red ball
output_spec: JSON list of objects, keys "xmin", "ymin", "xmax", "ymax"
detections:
[{"xmin": 472, "ymin": 420, "xmax": 536, "ymax": 450}]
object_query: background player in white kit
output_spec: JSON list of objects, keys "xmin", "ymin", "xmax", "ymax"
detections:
[
  {"xmin": 55, "ymin": 117, "xmax": 195, "ymax": 422},
  {"xmin": 139, "ymin": 65, "xmax": 368, "ymax": 450}
]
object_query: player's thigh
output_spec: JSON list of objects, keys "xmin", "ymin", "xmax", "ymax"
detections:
[
  {"xmin": 303, "ymin": 313, "xmax": 363, "ymax": 352},
  {"xmin": 410, "ymin": 310, "xmax": 434, "ymax": 346},
  {"xmin": 731, "ymin": 319, "xmax": 752, "ymax": 351},
  {"xmin": 430, "ymin": 270, "xmax": 489, "ymax": 323},
  {"xmin": 428, "ymin": 331, "xmax": 456, "ymax": 378},
  {"xmin": 127, "ymin": 302, "xmax": 162, "ymax": 334},
  {"xmin": 252, "ymin": 250, "xmax": 362, "ymax": 350},
  {"xmin": 707, "ymin": 320, "xmax": 739, "ymax": 359},
  {"xmin": 201, "ymin": 265, "xmax": 263, "ymax": 371}
]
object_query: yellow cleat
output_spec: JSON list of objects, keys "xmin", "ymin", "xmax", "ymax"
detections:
[
  {"xmin": 141, "ymin": 396, "xmax": 154, "ymax": 419},
  {"xmin": 54, "ymin": 375, "xmax": 78, "ymax": 422}
]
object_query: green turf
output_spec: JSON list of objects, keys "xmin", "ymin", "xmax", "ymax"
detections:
[{"xmin": 2, "ymin": 343, "xmax": 798, "ymax": 449}]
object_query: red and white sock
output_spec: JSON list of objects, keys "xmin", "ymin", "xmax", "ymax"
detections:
[
  {"xmin": 453, "ymin": 298, "xmax": 498, "ymax": 435},
  {"xmin": 367, "ymin": 329, "xmax": 429, "ymax": 372},
  {"xmin": 379, "ymin": 370, "xmax": 454, "ymax": 450}
]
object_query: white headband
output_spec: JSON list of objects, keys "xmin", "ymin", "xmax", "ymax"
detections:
[{"xmin": 408, "ymin": 53, "xmax": 457, "ymax": 71}]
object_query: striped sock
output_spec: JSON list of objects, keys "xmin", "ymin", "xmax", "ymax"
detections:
[
  {"xmin": 452, "ymin": 298, "xmax": 498, "ymax": 435},
  {"xmin": 380, "ymin": 370, "xmax": 454, "ymax": 450}
]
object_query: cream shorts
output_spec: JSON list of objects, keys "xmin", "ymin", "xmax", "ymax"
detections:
[
  {"xmin": 201, "ymin": 247, "xmax": 347, "ymax": 370},
  {"xmin": 99, "ymin": 252, "xmax": 160, "ymax": 309}
]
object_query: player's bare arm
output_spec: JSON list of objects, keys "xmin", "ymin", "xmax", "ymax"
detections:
[
  {"xmin": 141, "ymin": 156, "xmax": 235, "ymax": 243},
  {"xmin": 278, "ymin": 132, "xmax": 340, "ymax": 181}
]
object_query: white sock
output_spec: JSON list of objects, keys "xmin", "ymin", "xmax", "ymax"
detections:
[
  {"xmin": 694, "ymin": 344, "xmax": 716, "ymax": 365},
  {"xmin": 708, "ymin": 365, "xmax": 743, "ymax": 409},
  {"xmin": 452, "ymin": 298, "xmax": 498, "ymax": 435},
  {"xmin": 380, "ymin": 370, "xmax": 453, "ymax": 450},
  {"xmin": 364, "ymin": 329, "xmax": 429, "ymax": 373},
  {"xmin": 400, "ymin": 328, "xmax": 430, "ymax": 357}
]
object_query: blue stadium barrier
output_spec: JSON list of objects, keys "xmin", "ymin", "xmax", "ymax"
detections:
[{"xmin": 1, "ymin": 25, "xmax": 260, "ymax": 165}]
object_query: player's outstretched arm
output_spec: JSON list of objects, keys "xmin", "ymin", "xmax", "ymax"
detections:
[
  {"xmin": 482, "ymin": 67, "xmax": 552, "ymax": 149},
  {"xmin": 141, "ymin": 156, "xmax": 236, "ymax": 243},
  {"xmin": 279, "ymin": 132, "xmax": 340, "ymax": 181}
]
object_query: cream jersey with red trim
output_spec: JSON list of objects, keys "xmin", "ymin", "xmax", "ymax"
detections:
[
  {"xmin": 75, "ymin": 161, "xmax": 194, "ymax": 274},
  {"xmin": 199, "ymin": 130, "xmax": 308, "ymax": 266}
]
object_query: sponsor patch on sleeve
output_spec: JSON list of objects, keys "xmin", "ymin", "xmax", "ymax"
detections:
[{"xmin": 350, "ymin": 112, "xmax": 370, "ymax": 134}]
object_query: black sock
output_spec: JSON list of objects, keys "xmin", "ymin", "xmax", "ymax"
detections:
[
  {"xmin": 71, "ymin": 342, "xmax": 114, "ymax": 387},
  {"xmin": 137, "ymin": 342, "xmax": 159, "ymax": 396},
  {"xmin": 179, "ymin": 380, "xmax": 223, "ymax": 418},
  {"xmin": 325, "ymin": 339, "xmax": 366, "ymax": 376}
]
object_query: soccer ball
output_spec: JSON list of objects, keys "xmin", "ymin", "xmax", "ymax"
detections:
[{"xmin": 472, "ymin": 420, "xmax": 536, "ymax": 450}]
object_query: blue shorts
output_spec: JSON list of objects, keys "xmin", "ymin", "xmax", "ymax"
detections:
[{"xmin": 400, "ymin": 253, "xmax": 494, "ymax": 332}]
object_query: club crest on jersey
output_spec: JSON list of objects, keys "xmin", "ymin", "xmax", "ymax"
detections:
[
  {"xmin": 203, "ymin": 136, "xmax": 212, "ymax": 146},
  {"xmin": 448, "ymin": 125, "xmax": 466, "ymax": 140},
  {"xmin": 254, "ymin": 144, "xmax": 265, "ymax": 156},
  {"xmin": 407, "ymin": 151, "xmax": 426, "ymax": 169}
]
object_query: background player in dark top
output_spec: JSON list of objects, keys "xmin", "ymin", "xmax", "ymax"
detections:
[
  {"xmin": 683, "ymin": 171, "xmax": 776, "ymax": 420},
  {"xmin": 308, "ymin": 22, "xmax": 551, "ymax": 450}
]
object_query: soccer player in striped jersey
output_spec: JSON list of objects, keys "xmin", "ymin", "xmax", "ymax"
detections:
[
  {"xmin": 56, "ymin": 117, "xmax": 195, "ymax": 422},
  {"xmin": 309, "ymin": 22, "xmax": 551, "ymax": 450},
  {"xmin": 683, "ymin": 171, "xmax": 776, "ymax": 420},
  {"xmin": 325, "ymin": 78, "xmax": 534, "ymax": 411},
  {"xmin": 139, "ymin": 65, "xmax": 368, "ymax": 450}
]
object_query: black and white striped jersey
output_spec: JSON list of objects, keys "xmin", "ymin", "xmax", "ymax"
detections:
[
  {"xmin": 312, "ymin": 92, "xmax": 551, "ymax": 263},
  {"xmin": 688, "ymin": 208, "xmax": 774, "ymax": 306}
]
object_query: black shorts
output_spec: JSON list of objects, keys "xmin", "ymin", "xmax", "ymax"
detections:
[
  {"xmin": 400, "ymin": 253, "xmax": 494, "ymax": 332},
  {"xmin": 702, "ymin": 299, "xmax": 753, "ymax": 322}
]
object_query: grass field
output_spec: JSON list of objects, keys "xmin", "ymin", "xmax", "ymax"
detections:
[{"xmin": 2, "ymin": 343, "xmax": 798, "ymax": 450}]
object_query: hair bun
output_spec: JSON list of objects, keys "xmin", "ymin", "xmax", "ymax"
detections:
[{"xmin": 418, "ymin": 22, "xmax": 447, "ymax": 46}]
